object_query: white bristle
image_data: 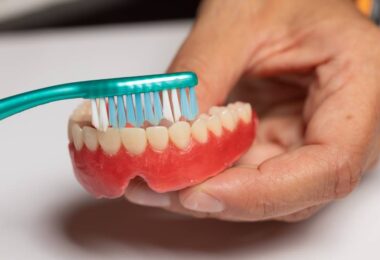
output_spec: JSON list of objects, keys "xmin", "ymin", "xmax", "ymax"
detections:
[
  {"xmin": 162, "ymin": 89, "xmax": 174, "ymax": 122},
  {"xmin": 98, "ymin": 98, "xmax": 109, "ymax": 131},
  {"xmin": 91, "ymin": 99, "xmax": 100, "ymax": 129},
  {"xmin": 170, "ymin": 89, "xmax": 181, "ymax": 121}
]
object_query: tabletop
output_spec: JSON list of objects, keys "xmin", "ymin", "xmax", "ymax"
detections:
[{"xmin": 0, "ymin": 20, "xmax": 379, "ymax": 260}]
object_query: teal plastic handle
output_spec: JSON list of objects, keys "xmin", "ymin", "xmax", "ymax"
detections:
[{"xmin": 0, "ymin": 72, "xmax": 197, "ymax": 120}]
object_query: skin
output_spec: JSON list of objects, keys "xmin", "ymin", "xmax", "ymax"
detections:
[{"xmin": 125, "ymin": 0, "xmax": 380, "ymax": 222}]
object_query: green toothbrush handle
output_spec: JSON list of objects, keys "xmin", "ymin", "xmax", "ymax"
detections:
[
  {"xmin": 0, "ymin": 84, "xmax": 83, "ymax": 120},
  {"xmin": 0, "ymin": 72, "xmax": 197, "ymax": 120}
]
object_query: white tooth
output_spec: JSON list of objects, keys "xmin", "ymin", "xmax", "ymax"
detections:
[
  {"xmin": 72, "ymin": 124, "xmax": 84, "ymax": 151},
  {"xmin": 227, "ymin": 105, "xmax": 239, "ymax": 124},
  {"xmin": 191, "ymin": 118, "xmax": 208, "ymax": 143},
  {"xmin": 98, "ymin": 128, "xmax": 121, "ymax": 155},
  {"xmin": 146, "ymin": 126, "xmax": 169, "ymax": 151},
  {"xmin": 244, "ymin": 103, "xmax": 252, "ymax": 120},
  {"xmin": 168, "ymin": 121, "xmax": 191, "ymax": 149},
  {"xmin": 198, "ymin": 113, "xmax": 209, "ymax": 120},
  {"xmin": 83, "ymin": 126, "xmax": 98, "ymax": 152},
  {"xmin": 207, "ymin": 115, "xmax": 223, "ymax": 137},
  {"xmin": 209, "ymin": 106, "xmax": 224, "ymax": 115},
  {"xmin": 68, "ymin": 120, "xmax": 74, "ymax": 142},
  {"xmin": 219, "ymin": 108, "xmax": 236, "ymax": 131},
  {"xmin": 236, "ymin": 104, "xmax": 251, "ymax": 123},
  {"xmin": 120, "ymin": 128, "xmax": 147, "ymax": 155}
]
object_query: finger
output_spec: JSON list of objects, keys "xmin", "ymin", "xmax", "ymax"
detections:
[
  {"xmin": 175, "ymin": 59, "xmax": 380, "ymax": 221},
  {"xmin": 273, "ymin": 204, "xmax": 326, "ymax": 222},
  {"xmin": 167, "ymin": 0, "xmax": 256, "ymax": 112},
  {"xmin": 124, "ymin": 179, "xmax": 172, "ymax": 208}
]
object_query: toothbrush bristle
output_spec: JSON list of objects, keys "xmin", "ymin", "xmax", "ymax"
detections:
[
  {"xmin": 108, "ymin": 96, "xmax": 118, "ymax": 128},
  {"xmin": 91, "ymin": 86, "xmax": 198, "ymax": 130}
]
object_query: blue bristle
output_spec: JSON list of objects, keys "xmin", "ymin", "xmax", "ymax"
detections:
[
  {"xmin": 153, "ymin": 91, "xmax": 163, "ymax": 124},
  {"xmin": 144, "ymin": 92, "xmax": 155, "ymax": 124},
  {"xmin": 134, "ymin": 93, "xmax": 144, "ymax": 127},
  {"xmin": 117, "ymin": 96, "xmax": 127, "ymax": 128},
  {"xmin": 189, "ymin": 87, "xmax": 199, "ymax": 119},
  {"xmin": 126, "ymin": 94, "xmax": 137, "ymax": 126},
  {"xmin": 108, "ymin": 97, "xmax": 118, "ymax": 128},
  {"xmin": 180, "ymin": 88, "xmax": 191, "ymax": 120}
]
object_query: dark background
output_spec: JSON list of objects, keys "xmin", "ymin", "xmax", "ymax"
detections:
[{"xmin": 0, "ymin": 0, "xmax": 201, "ymax": 32}]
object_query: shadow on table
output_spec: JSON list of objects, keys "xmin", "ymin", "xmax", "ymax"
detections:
[{"xmin": 59, "ymin": 198, "xmax": 310, "ymax": 253}]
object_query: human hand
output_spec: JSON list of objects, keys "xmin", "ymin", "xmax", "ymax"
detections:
[{"xmin": 125, "ymin": 0, "xmax": 380, "ymax": 222}]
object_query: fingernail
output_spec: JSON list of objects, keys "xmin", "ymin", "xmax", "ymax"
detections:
[
  {"xmin": 125, "ymin": 186, "xmax": 171, "ymax": 207},
  {"xmin": 182, "ymin": 191, "xmax": 224, "ymax": 213}
]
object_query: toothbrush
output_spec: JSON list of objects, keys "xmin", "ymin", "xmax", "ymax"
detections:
[{"xmin": 0, "ymin": 72, "xmax": 199, "ymax": 131}]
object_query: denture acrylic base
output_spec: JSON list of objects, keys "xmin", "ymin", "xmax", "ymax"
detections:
[{"xmin": 69, "ymin": 115, "xmax": 256, "ymax": 198}]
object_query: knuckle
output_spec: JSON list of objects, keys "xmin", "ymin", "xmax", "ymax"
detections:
[{"xmin": 329, "ymin": 146, "xmax": 362, "ymax": 199}]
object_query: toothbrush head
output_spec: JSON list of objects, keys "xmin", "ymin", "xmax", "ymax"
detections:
[{"xmin": 89, "ymin": 72, "xmax": 199, "ymax": 131}]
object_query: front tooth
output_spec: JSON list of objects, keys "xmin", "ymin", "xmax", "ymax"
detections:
[
  {"xmin": 191, "ymin": 118, "xmax": 208, "ymax": 143},
  {"xmin": 146, "ymin": 126, "xmax": 169, "ymax": 151},
  {"xmin": 207, "ymin": 115, "xmax": 223, "ymax": 137},
  {"xmin": 72, "ymin": 124, "xmax": 84, "ymax": 151},
  {"xmin": 98, "ymin": 128, "xmax": 121, "ymax": 155},
  {"xmin": 219, "ymin": 108, "xmax": 236, "ymax": 131},
  {"xmin": 168, "ymin": 121, "xmax": 191, "ymax": 149},
  {"xmin": 83, "ymin": 126, "xmax": 98, "ymax": 152},
  {"xmin": 120, "ymin": 128, "xmax": 147, "ymax": 155},
  {"xmin": 68, "ymin": 120, "xmax": 74, "ymax": 142}
]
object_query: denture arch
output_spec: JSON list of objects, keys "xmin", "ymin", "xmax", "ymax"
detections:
[{"xmin": 68, "ymin": 101, "xmax": 257, "ymax": 198}]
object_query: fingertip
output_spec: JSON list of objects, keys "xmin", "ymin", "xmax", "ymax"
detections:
[{"xmin": 124, "ymin": 181, "xmax": 171, "ymax": 208}]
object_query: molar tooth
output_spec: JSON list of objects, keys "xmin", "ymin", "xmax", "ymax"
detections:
[
  {"xmin": 120, "ymin": 128, "xmax": 147, "ymax": 155},
  {"xmin": 207, "ymin": 115, "xmax": 223, "ymax": 137},
  {"xmin": 98, "ymin": 128, "xmax": 121, "ymax": 155},
  {"xmin": 244, "ymin": 103, "xmax": 252, "ymax": 120},
  {"xmin": 227, "ymin": 105, "xmax": 239, "ymax": 124},
  {"xmin": 146, "ymin": 126, "xmax": 169, "ymax": 151},
  {"xmin": 72, "ymin": 124, "xmax": 84, "ymax": 151},
  {"xmin": 209, "ymin": 106, "xmax": 224, "ymax": 115},
  {"xmin": 168, "ymin": 121, "xmax": 191, "ymax": 149},
  {"xmin": 191, "ymin": 118, "xmax": 208, "ymax": 143},
  {"xmin": 83, "ymin": 126, "xmax": 98, "ymax": 152},
  {"xmin": 220, "ymin": 109, "xmax": 236, "ymax": 131},
  {"xmin": 198, "ymin": 113, "xmax": 209, "ymax": 120},
  {"xmin": 236, "ymin": 105, "xmax": 250, "ymax": 123}
]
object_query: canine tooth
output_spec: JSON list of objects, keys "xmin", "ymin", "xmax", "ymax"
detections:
[
  {"xmin": 83, "ymin": 126, "xmax": 98, "ymax": 152},
  {"xmin": 209, "ymin": 106, "xmax": 224, "ymax": 115},
  {"xmin": 146, "ymin": 126, "xmax": 169, "ymax": 151},
  {"xmin": 168, "ymin": 121, "xmax": 191, "ymax": 149},
  {"xmin": 207, "ymin": 115, "xmax": 223, "ymax": 137},
  {"xmin": 72, "ymin": 124, "xmax": 84, "ymax": 151},
  {"xmin": 220, "ymin": 109, "xmax": 236, "ymax": 131},
  {"xmin": 120, "ymin": 128, "xmax": 147, "ymax": 155},
  {"xmin": 98, "ymin": 128, "xmax": 121, "ymax": 155},
  {"xmin": 191, "ymin": 118, "xmax": 208, "ymax": 143}
]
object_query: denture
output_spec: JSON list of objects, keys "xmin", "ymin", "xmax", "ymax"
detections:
[{"xmin": 68, "ymin": 101, "xmax": 257, "ymax": 198}]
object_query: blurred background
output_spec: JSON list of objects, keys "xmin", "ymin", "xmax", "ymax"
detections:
[{"xmin": 0, "ymin": 0, "xmax": 200, "ymax": 31}]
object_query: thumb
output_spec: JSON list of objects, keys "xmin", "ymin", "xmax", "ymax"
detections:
[
  {"xmin": 178, "ymin": 145, "xmax": 348, "ymax": 221},
  {"xmin": 168, "ymin": 0, "xmax": 255, "ymax": 112}
]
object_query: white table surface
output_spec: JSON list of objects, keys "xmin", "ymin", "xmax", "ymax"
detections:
[{"xmin": 1, "ymin": 21, "xmax": 379, "ymax": 260}]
